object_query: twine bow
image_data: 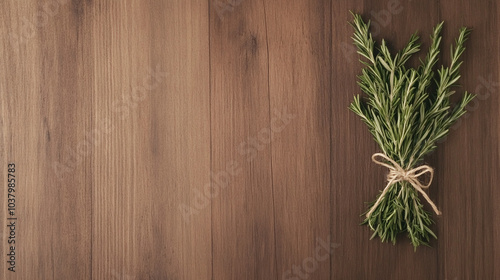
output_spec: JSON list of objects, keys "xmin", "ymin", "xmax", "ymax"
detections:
[{"xmin": 366, "ymin": 153, "xmax": 442, "ymax": 219}]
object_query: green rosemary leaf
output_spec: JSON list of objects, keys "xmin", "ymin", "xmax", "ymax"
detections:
[{"xmin": 349, "ymin": 12, "xmax": 474, "ymax": 248}]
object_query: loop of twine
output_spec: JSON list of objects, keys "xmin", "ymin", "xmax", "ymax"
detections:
[{"xmin": 366, "ymin": 153, "xmax": 442, "ymax": 219}]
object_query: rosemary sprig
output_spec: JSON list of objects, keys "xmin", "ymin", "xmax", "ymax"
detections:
[{"xmin": 348, "ymin": 12, "xmax": 474, "ymax": 249}]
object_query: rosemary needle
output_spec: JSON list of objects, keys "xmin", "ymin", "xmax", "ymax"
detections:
[{"xmin": 349, "ymin": 12, "xmax": 474, "ymax": 249}]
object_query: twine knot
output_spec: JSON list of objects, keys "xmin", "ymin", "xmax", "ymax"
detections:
[{"xmin": 366, "ymin": 153, "xmax": 442, "ymax": 219}]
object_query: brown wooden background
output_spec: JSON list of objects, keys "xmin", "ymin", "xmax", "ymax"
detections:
[{"xmin": 1, "ymin": 0, "xmax": 499, "ymax": 279}]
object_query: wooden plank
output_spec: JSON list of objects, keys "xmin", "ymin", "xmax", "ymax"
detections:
[
  {"xmin": 438, "ymin": 1, "xmax": 500, "ymax": 279},
  {"xmin": 331, "ymin": 3, "xmax": 368, "ymax": 279},
  {"xmin": 264, "ymin": 1, "xmax": 333, "ymax": 279},
  {"xmin": 91, "ymin": 1, "xmax": 211, "ymax": 279},
  {"xmin": 149, "ymin": 1, "xmax": 212, "ymax": 278},
  {"xmin": 331, "ymin": 1, "xmax": 440, "ymax": 279},
  {"xmin": 209, "ymin": 0, "xmax": 277, "ymax": 278},
  {"xmin": 0, "ymin": 1, "xmax": 92, "ymax": 279}
]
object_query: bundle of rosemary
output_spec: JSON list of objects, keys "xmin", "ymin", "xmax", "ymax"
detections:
[{"xmin": 348, "ymin": 12, "xmax": 474, "ymax": 249}]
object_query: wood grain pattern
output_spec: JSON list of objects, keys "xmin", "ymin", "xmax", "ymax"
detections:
[
  {"xmin": 1, "ymin": 0, "xmax": 499, "ymax": 279},
  {"xmin": 264, "ymin": 1, "xmax": 333, "ymax": 279},
  {"xmin": 210, "ymin": 0, "xmax": 276, "ymax": 278},
  {"xmin": 1, "ymin": 1, "xmax": 92, "ymax": 279},
  {"xmin": 91, "ymin": 1, "xmax": 211, "ymax": 279},
  {"xmin": 438, "ymin": 1, "xmax": 500, "ymax": 279}
]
